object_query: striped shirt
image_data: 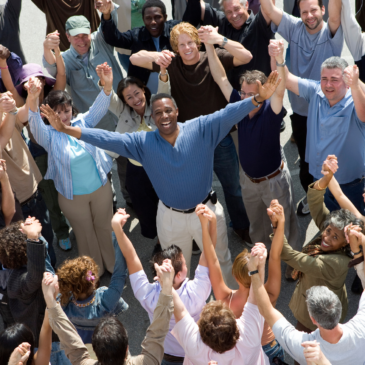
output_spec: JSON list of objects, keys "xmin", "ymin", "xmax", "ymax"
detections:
[
  {"xmin": 28, "ymin": 90, "xmax": 113, "ymax": 200},
  {"xmin": 80, "ymin": 97, "xmax": 257, "ymax": 209}
]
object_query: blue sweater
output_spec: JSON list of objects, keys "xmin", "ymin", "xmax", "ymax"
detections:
[{"xmin": 81, "ymin": 98, "xmax": 257, "ymax": 209}]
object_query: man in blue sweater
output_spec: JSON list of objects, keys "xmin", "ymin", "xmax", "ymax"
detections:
[{"xmin": 39, "ymin": 72, "xmax": 280, "ymax": 287}]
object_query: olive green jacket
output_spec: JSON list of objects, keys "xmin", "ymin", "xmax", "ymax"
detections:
[{"xmin": 280, "ymin": 183, "xmax": 350, "ymax": 330}]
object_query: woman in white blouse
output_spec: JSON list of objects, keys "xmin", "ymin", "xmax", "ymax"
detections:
[{"xmin": 97, "ymin": 63, "xmax": 170, "ymax": 245}]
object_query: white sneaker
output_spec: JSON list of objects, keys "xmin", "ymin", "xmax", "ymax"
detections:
[{"xmin": 297, "ymin": 197, "xmax": 310, "ymax": 215}]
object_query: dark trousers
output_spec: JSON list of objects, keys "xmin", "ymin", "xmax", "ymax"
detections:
[
  {"xmin": 21, "ymin": 190, "xmax": 56, "ymax": 267},
  {"xmin": 290, "ymin": 112, "xmax": 313, "ymax": 193},
  {"xmin": 125, "ymin": 161, "xmax": 159, "ymax": 239},
  {"xmin": 214, "ymin": 134, "xmax": 250, "ymax": 230}
]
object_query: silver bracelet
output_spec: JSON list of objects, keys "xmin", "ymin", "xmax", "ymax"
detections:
[{"xmin": 8, "ymin": 108, "xmax": 18, "ymax": 115}]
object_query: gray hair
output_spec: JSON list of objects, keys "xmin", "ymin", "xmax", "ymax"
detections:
[
  {"xmin": 219, "ymin": 0, "xmax": 247, "ymax": 11},
  {"xmin": 150, "ymin": 93, "xmax": 178, "ymax": 111},
  {"xmin": 322, "ymin": 209, "xmax": 364, "ymax": 233},
  {"xmin": 320, "ymin": 56, "xmax": 348, "ymax": 73},
  {"xmin": 306, "ymin": 286, "xmax": 342, "ymax": 330}
]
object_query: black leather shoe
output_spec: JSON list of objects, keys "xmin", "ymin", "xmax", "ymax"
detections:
[{"xmin": 351, "ymin": 274, "xmax": 363, "ymax": 294}]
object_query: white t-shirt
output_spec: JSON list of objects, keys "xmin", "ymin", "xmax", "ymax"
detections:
[
  {"xmin": 172, "ymin": 302, "xmax": 269, "ymax": 365},
  {"xmin": 272, "ymin": 291, "xmax": 365, "ymax": 365},
  {"xmin": 130, "ymin": 265, "xmax": 211, "ymax": 357}
]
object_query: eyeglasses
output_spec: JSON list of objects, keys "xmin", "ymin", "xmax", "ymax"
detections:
[{"xmin": 238, "ymin": 90, "xmax": 256, "ymax": 98}]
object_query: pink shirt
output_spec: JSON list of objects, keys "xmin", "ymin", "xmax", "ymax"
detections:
[{"xmin": 172, "ymin": 302, "xmax": 269, "ymax": 365}]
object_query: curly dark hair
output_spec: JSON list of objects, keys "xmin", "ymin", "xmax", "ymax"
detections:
[
  {"xmin": 0, "ymin": 221, "xmax": 27, "ymax": 269},
  {"xmin": 57, "ymin": 256, "xmax": 100, "ymax": 306},
  {"xmin": 198, "ymin": 301, "xmax": 239, "ymax": 353}
]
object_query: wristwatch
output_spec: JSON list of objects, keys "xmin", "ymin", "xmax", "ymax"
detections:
[
  {"xmin": 248, "ymin": 269, "xmax": 259, "ymax": 277},
  {"xmin": 351, "ymin": 247, "xmax": 363, "ymax": 257},
  {"xmin": 276, "ymin": 60, "xmax": 286, "ymax": 67},
  {"xmin": 253, "ymin": 95, "xmax": 262, "ymax": 106},
  {"xmin": 221, "ymin": 36, "xmax": 228, "ymax": 47},
  {"xmin": 8, "ymin": 108, "xmax": 18, "ymax": 115},
  {"xmin": 159, "ymin": 69, "xmax": 169, "ymax": 78}
]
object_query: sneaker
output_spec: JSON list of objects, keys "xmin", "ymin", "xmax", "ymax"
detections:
[
  {"xmin": 351, "ymin": 274, "xmax": 363, "ymax": 294},
  {"xmin": 58, "ymin": 237, "xmax": 72, "ymax": 251},
  {"xmin": 192, "ymin": 240, "xmax": 201, "ymax": 255},
  {"xmin": 233, "ymin": 228, "xmax": 254, "ymax": 247},
  {"xmin": 280, "ymin": 120, "xmax": 286, "ymax": 133},
  {"xmin": 297, "ymin": 197, "xmax": 310, "ymax": 216}
]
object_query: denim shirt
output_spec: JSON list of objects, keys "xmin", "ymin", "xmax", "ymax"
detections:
[{"xmin": 62, "ymin": 233, "xmax": 128, "ymax": 341}]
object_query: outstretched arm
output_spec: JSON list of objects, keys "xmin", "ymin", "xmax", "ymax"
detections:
[
  {"xmin": 198, "ymin": 26, "xmax": 252, "ymax": 67},
  {"xmin": 130, "ymin": 50, "xmax": 174, "ymax": 71},
  {"xmin": 111, "ymin": 208, "xmax": 143, "ymax": 275},
  {"xmin": 195, "ymin": 204, "xmax": 231, "ymax": 301},
  {"xmin": 265, "ymin": 200, "xmax": 285, "ymax": 305},
  {"xmin": 202, "ymin": 34, "xmax": 233, "ymax": 102},
  {"xmin": 327, "ymin": 0, "xmax": 342, "ymax": 36}
]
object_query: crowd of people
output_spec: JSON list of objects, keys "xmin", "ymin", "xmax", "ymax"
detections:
[{"xmin": 1, "ymin": 0, "xmax": 365, "ymax": 363}]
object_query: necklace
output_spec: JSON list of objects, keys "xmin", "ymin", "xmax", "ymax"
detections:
[{"xmin": 71, "ymin": 293, "xmax": 96, "ymax": 308}]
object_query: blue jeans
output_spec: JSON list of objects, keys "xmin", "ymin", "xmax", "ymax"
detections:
[
  {"xmin": 214, "ymin": 134, "xmax": 250, "ymax": 230},
  {"xmin": 323, "ymin": 177, "xmax": 365, "ymax": 214},
  {"xmin": 118, "ymin": 53, "xmax": 130, "ymax": 73},
  {"xmin": 21, "ymin": 190, "xmax": 56, "ymax": 267},
  {"xmin": 262, "ymin": 340, "xmax": 285, "ymax": 364}
]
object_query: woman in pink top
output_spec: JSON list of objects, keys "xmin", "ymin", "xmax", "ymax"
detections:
[{"xmin": 195, "ymin": 200, "xmax": 286, "ymax": 364}]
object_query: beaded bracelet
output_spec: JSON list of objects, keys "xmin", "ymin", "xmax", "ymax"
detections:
[{"xmin": 0, "ymin": 66, "xmax": 8, "ymax": 69}]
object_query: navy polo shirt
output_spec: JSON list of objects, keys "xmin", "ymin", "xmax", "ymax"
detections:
[{"xmin": 230, "ymin": 89, "xmax": 283, "ymax": 178}]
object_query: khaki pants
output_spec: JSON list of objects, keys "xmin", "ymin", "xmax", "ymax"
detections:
[
  {"xmin": 157, "ymin": 199, "xmax": 237, "ymax": 288},
  {"xmin": 58, "ymin": 181, "xmax": 115, "ymax": 275},
  {"xmin": 239, "ymin": 163, "xmax": 301, "ymax": 251}
]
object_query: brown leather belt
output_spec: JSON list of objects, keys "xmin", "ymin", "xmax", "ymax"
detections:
[
  {"xmin": 163, "ymin": 353, "xmax": 185, "ymax": 363},
  {"xmin": 245, "ymin": 161, "xmax": 284, "ymax": 184}
]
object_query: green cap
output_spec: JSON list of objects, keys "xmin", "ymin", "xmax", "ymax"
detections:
[{"xmin": 65, "ymin": 16, "xmax": 91, "ymax": 36}]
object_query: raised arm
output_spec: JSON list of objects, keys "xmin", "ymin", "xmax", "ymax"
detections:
[
  {"xmin": 260, "ymin": 0, "xmax": 283, "ymax": 26},
  {"xmin": 34, "ymin": 284, "xmax": 52, "ymax": 365},
  {"xmin": 343, "ymin": 65, "xmax": 365, "ymax": 123},
  {"xmin": 43, "ymin": 31, "xmax": 59, "ymax": 69},
  {"xmin": 268, "ymin": 40, "xmax": 286, "ymax": 114},
  {"xmin": 0, "ymin": 160, "xmax": 15, "ymax": 226},
  {"xmin": 0, "ymin": 94, "xmax": 17, "ymax": 150},
  {"xmin": 327, "ymin": 0, "xmax": 342, "ymax": 36},
  {"xmin": 265, "ymin": 200, "xmax": 285, "ymax": 305},
  {"xmin": 100, "ymin": 231, "xmax": 128, "ymax": 312},
  {"xmin": 0, "ymin": 46, "xmax": 23, "ymax": 107},
  {"xmin": 42, "ymin": 274, "xmax": 96, "ymax": 365},
  {"xmin": 247, "ymin": 249, "xmax": 284, "ymax": 328},
  {"xmin": 195, "ymin": 204, "xmax": 231, "ymax": 300},
  {"xmin": 198, "ymin": 26, "xmax": 252, "ymax": 67},
  {"xmin": 202, "ymin": 37, "xmax": 233, "ymax": 102},
  {"xmin": 111, "ymin": 208, "xmax": 143, "ymax": 275},
  {"xmin": 323, "ymin": 155, "xmax": 365, "ymax": 220}
]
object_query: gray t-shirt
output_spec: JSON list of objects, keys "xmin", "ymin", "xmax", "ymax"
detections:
[
  {"xmin": 272, "ymin": 292, "xmax": 365, "ymax": 365},
  {"xmin": 271, "ymin": 12, "xmax": 343, "ymax": 116}
]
